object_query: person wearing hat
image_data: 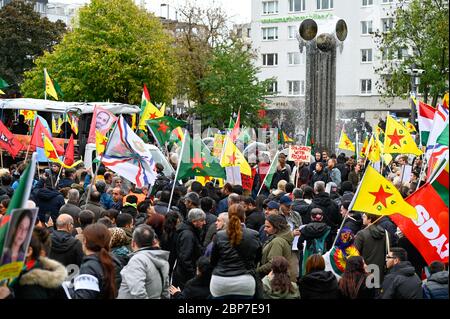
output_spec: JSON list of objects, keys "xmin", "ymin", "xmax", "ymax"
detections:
[
  {"xmin": 297, "ymin": 208, "xmax": 331, "ymax": 277},
  {"xmin": 184, "ymin": 192, "xmax": 200, "ymax": 211},
  {"xmin": 259, "ymin": 201, "xmax": 281, "ymax": 243},
  {"xmin": 279, "ymin": 195, "xmax": 302, "ymax": 232}
]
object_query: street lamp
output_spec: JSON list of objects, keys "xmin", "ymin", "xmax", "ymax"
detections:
[{"xmin": 403, "ymin": 64, "xmax": 425, "ymax": 124}]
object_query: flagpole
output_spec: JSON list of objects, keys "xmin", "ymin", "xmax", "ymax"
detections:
[
  {"xmin": 257, "ymin": 150, "xmax": 280, "ymax": 197},
  {"xmin": 167, "ymin": 129, "xmax": 187, "ymax": 214},
  {"xmin": 0, "ymin": 149, "xmax": 3, "ymax": 168},
  {"xmin": 355, "ymin": 131, "xmax": 359, "ymax": 160},
  {"xmin": 44, "ymin": 68, "xmax": 47, "ymax": 100},
  {"xmin": 305, "ymin": 127, "xmax": 309, "ymax": 145}
]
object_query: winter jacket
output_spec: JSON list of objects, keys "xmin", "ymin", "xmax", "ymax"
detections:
[
  {"xmin": 81, "ymin": 202, "xmax": 105, "ymax": 221},
  {"xmin": 377, "ymin": 216, "xmax": 399, "ymax": 246},
  {"xmin": 160, "ymin": 231, "xmax": 178, "ymax": 277},
  {"xmin": 0, "ymin": 185, "xmax": 14, "ymax": 198},
  {"xmin": 298, "ymin": 270, "xmax": 339, "ymax": 299},
  {"xmin": 423, "ymin": 271, "xmax": 449, "ymax": 299},
  {"xmin": 203, "ymin": 223, "xmax": 217, "ymax": 248},
  {"xmin": 245, "ymin": 209, "xmax": 265, "ymax": 232},
  {"xmin": 154, "ymin": 201, "xmax": 180, "ymax": 216},
  {"xmin": 117, "ymin": 247, "xmax": 170, "ymax": 299},
  {"xmin": 347, "ymin": 171, "xmax": 360, "ymax": 191},
  {"xmin": 298, "ymin": 222, "xmax": 331, "ymax": 252},
  {"xmin": 72, "ymin": 254, "xmax": 121, "ymax": 299},
  {"xmin": 262, "ymin": 275, "xmax": 300, "ymax": 299},
  {"xmin": 49, "ymin": 230, "xmax": 84, "ymax": 267},
  {"xmin": 201, "ymin": 213, "xmax": 217, "ymax": 243},
  {"xmin": 336, "ymin": 163, "xmax": 348, "ymax": 183},
  {"xmin": 328, "ymin": 167, "xmax": 341, "ymax": 187},
  {"xmin": 100, "ymin": 192, "xmax": 114, "ymax": 210},
  {"xmin": 33, "ymin": 187, "xmax": 65, "ymax": 223},
  {"xmin": 172, "ymin": 275, "xmax": 211, "ymax": 299},
  {"xmin": 270, "ymin": 165, "xmax": 291, "ymax": 189},
  {"xmin": 59, "ymin": 203, "xmax": 81, "ymax": 226},
  {"xmin": 111, "ymin": 246, "xmax": 131, "ymax": 267},
  {"xmin": 308, "ymin": 192, "xmax": 341, "ymax": 247},
  {"xmin": 310, "ymin": 170, "xmax": 329, "ymax": 186},
  {"xmin": 292, "ymin": 199, "xmax": 312, "ymax": 224},
  {"xmin": 216, "ymin": 197, "xmax": 228, "ymax": 214},
  {"xmin": 355, "ymin": 224, "xmax": 387, "ymax": 282},
  {"xmin": 57, "ymin": 178, "xmax": 75, "ymax": 190},
  {"xmin": 121, "ymin": 204, "xmax": 137, "ymax": 219},
  {"xmin": 258, "ymin": 229, "xmax": 295, "ymax": 281},
  {"xmin": 342, "ymin": 213, "xmax": 363, "ymax": 235},
  {"xmin": 172, "ymin": 221, "xmax": 203, "ymax": 289},
  {"xmin": 294, "ymin": 165, "xmax": 310, "ymax": 187},
  {"xmin": 210, "ymin": 228, "xmax": 262, "ymax": 277},
  {"xmin": 12, "ymin": 257, "xmax": 67, "ymax": 299},
  {"xmin": 380, "ymin": 261, "xmax": 423, "ymax": 299},
  {"xmin": 283, "ymin": 210, "xmax": 302, "ymax": 230}
]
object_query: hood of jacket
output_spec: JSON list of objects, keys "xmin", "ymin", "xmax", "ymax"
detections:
[
  {"xmin": 390, "ymin": 261, "xmax": 417, "ymax": 277},
  {"xmin": 130, "ymin": 248, "xmax": 170, "ymax": 270},
  {"xmin": 300, "ymin": 270, "xmax": 337, "ymax": 292},
  {"xmin": 37, "ymin": 187, "xmax": 61, "ymax": 201},
  {"xmin": 19, "ymin": 257, "xmax": 67, "ymax": 288},
  {"xmin": 262, "ymin": 276, "xmax": 299, "ymax": 299},
  {"xmin": 301, "ymin": 222, "xmax": 330, "ymax": 238},
  {"xmin": 368, "ymin": 224, "xmax": 386, "ymax": 240},
  {"xmin": 276, "ymin": 228, "xmax": 294, "ymax": 245},
  {"xmin": 51, "ymin": 230, "xmax": 80, "ymax": 253},
  {"xmin": 429, "ymin": 271, "xmax": 449, "ymax": 284}
]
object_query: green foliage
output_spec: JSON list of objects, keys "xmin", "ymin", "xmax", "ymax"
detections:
[
  {"xmin": 21, "ymin": 0, "xmax": 179, "ymax": 104},
  {"xmin": 0, "ymin": 0, "xmax": 66, "ymax": 91},
  {"xmin": 195, "ymin": 40, "xmax": 270, "ymax": 128},
  {"xmin": 374, "ymin": 0, "xmax": 449, "ymax": 106}
]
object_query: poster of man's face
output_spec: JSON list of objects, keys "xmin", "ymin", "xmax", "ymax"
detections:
[
  {"xmin": 0, "ymin": 208, "xmax": 38, "ymax": 266},
  {"xmin": 96, "ymin": 111, "xmax": 112, "ymax": 131}
]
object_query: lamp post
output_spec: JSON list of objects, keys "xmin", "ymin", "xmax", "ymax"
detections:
[{"xmin": 403, "ymin": 64, "xmax": 425, "ymax": 125}]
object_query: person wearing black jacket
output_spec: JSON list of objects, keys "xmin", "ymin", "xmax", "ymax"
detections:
[
  {"xmin": 32, "ymin": 178, "xmax": 65, "ymax": 223},
  {"xmin": 49, "ymin": 214, "xmax": 84, "ymax": 267},
  {"xmin": 170, "ymin": 256, "xmax": 212, "ymax": 299},
  {"xmin": 380, "ymin": 247, "xmax": 422, "ymax": 299},
  {"xmin": 71, "ymin": 224, "xmax": 120, "ymax": 299},
  {"xmin": 209, "ymin": 204, "xmax": 262, "ymax": 298},
  {"xmin": 307, "ymin": 181, "xmax": 341, "ymax": 247},
  {"xmin": 242, "ymin": 197, "xmax": 265, "ymax": 232},
  {"xmin": 298, "ymin": 254, "xmax": 339, "ymax": 299},
  {"xmin": 172, "ymin": 209, "xmax": 206, "ymax": 290},
  {"xmin": 309, "ymin": 162, "xmax": 329, "ymax": 186},
  {"xmin": 160, "ymin": 212, "xmax": 181, "ymax": 278}
]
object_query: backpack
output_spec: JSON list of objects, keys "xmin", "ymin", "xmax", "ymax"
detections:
[{"xmin": 301, "ymin": 228, "xmax": 331, "ymax": 276}]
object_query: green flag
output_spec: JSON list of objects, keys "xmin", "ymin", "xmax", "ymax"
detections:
[
  {"xmin": 0, "ymin": 77, "xmax": 9, "ymax": 89},
  {"xmin": 228, "ymin": 117, "xmax": 235, "ymax": 130},
  {"xmin": 0, "ymin": 153, "xmax": 37, "ymax": 254},
  {"xmin": 264, "ymin": 152, "xmax": 280, "ymax": 190},
  {"xmin": 437, "ymin": 123, "xmax": 449, "ymax": 146},
  {"xmin": 146, "ymin": 116, "xmax": 187, "ymax": 146},
  {"xmin": 178, "ymin": 134, "xmax": 226, "ymax": 180},
  {"xmin": 53, "ymin": 78, "xmax": 64, "ymax": 98}
]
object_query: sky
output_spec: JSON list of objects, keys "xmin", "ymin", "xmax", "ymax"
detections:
[{"xmin": 50, "ymin": 0, "xmax": 252, "ymax": 24}]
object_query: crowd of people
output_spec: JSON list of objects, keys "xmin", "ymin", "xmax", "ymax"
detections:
[{"xmin": 0, "ymin": 146, "xmax": 447, "ymax": 300}]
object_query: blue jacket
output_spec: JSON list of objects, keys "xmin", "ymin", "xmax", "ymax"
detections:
[
  {"xmin": 100, "ymin": 192, "xmax": 114, "ymax": 210},
  {"xmin": 32, "ymin": 185, "xmax": 65, "ymax": 222},
  {"xmin": 423, "ymin": 271, "xmax": 448, "ymax": 299},
  {"xmin": 216, "ymin": 197, "xmax": 228, "ymax": 214}
]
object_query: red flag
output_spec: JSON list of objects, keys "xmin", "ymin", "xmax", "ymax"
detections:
[
  {"xmin": 143, "ymin": 83, "xmax": 151, "ymax": 101},
  {"xmin": 0, "ymin": 120, "xmax": 24, "ymax": 158},
  {"xmin": 391, "ymin": 183, "xmax": 449, "ymax": 265},
  {"xmin": 230, "ymin": 110, "xmax": 240, "ymax": 142},
  {"xmin": 64, "ymin": 134, "xmax": 75, "ymax": 166},
  {"xmin": 30, "ymin": 117, "xmax": 64, "ymax": 154}
]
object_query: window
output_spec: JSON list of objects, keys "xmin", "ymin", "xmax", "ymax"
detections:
[
  {"xmin": 362, "ymin": 0, "xmax": 373, "ymax": 6},
  {"xmin": 317, "ymin": 0, "xmax": 333, "ymax": 10},
  {"xmin": 299, "ymin": 80, "xmax": 305, "ymax": 95},
  {"xmin": 262, "ymin": 53, "xmax": 278, "ymax": 66},
  {"xmin": 381, "ymin": 18, "xmax": 394, "ymax": 32},
  {"xmin": 267, "ymin": 81, "xmax": 278, "ymax": 95},
  {"xmin": 35, "ymin": 2, "xmax": 46, "ymax": 13},
  {"xmin": 397, "ymin": 47, "xmax": 408, "ymax": 60},
  {"xmin": 382, "ymin": 47, "xmax": 393, "ymax": 60},
  {"xmin": 361, "ymin": 79, "xmax": 372, "ymax": 94},
  {"xmin": 289, "ymin": 0, "xmax": 306, "ymax": 12},
  {"xmin": 263, "ymin": 1, "xmax": 279, "ymax": 14},
  {"xmin": 288, "ymin": 52, "xmax": 301, "ymax": 65},
  {"xmin": 361, "ymin": 21, "xmax": 373, "ymax": 35},
  {"xmin": 361, "ymin": 49, "xmax": 373, "ymax": 62},
  {"xmin": 262, "ymin": 27, "xmax": 278, "ymax": 40},
  {"xmin": 288, "ymin": 81, "xmax": 301, "ymax": 95},
  {"xmin": 288, "ymin": 26, "xmax": 297, "ymax": 39},
  {"xmin": 382, "ymin": 0, "xmax": 394, "ymax": 3}
]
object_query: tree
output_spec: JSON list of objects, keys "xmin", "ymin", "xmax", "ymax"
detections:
[
  {"xmin": 0, "ymin": 0, "xmax": 66, "ymax": 93},
  {"xmin": 21, "ymin": 0, "xmax": 179, "ymax": 104},
  {"xmin": 174, "ymin": 4, "xmax": 229, "ymax": 106},
  {"xmin": 196, "ymin": 39, "xmax": 270, "ymax": 128},
  {"xmin": 374, "ymin": 0, "xmax": 449, "ymax": 106}
]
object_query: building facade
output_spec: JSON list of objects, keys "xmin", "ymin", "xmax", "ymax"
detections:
[{"xmin": 249, "ymin": 0, "xmax": 412, "ymax": 141}]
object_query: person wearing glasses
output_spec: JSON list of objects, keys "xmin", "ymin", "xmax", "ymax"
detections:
[
  {"xmin": 380, "ymin": 247, "xmax": 422, "ymax": 299},
  {"xmin": 49, "ymin": 214, "xmax": 84, "ymax": 267}
]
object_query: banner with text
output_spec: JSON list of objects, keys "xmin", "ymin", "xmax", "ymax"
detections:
[{"xmin": 288, "ymin": 145, "xmax": 311, "ymax": 162}]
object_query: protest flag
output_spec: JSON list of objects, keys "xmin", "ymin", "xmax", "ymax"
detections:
[{"xmin": 384, "ymin": 115, "xmax": 422, "ymax": 155}]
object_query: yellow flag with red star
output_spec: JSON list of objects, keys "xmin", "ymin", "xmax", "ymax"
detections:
[
  {"xmin": 43, "ymin": 135, "xmax": 82, "ymax": 169},
  {"xmin": 19, "ymin": 109, "xmax": 36, "ymax": 121},
  {"xmin": 360, "ymin": 137, "xmax": 369, "ymax": 158},
  {"xmin": 383, "ymin": 115, "xmax": 422, "ymax": 155},
  {"xmin": 365, "ymin": 135, "xmax": 380, "ymax": 162},
  {"xmin": 348, "ymin": 165, "xmax": 417, "ymax": 219},
  {"xmin": 219, "ymin": 136, "xmax": 252, "ymax": 176},
  {"xmin": 338, "ymin": 129, "xmax": 355, "ymax": 152},
  {"xmin": 96, "ymin": 130, "xmax": 108, "ymax": 156},
  {"xmin": 139, "ymin": 100, "xmax": 163, "ymax": 130}
]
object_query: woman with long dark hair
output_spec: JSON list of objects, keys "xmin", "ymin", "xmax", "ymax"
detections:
[
  {"xmin": 1, "ymin": 209, "xmax": 34, "ymax": 265},
  {"xmin": 72, "ymin": 223, "xmax": 117, "ymax": 299},
  {"xmin": 160, "ymin": 211, "xmax": 181, "ymax": 277},
  {"xmin": 210, "ymin": 204, "xmax": 262, "ymax": 298},
  {"xmin": 338, "ymin": 256, "xmax": 375, "ymax": 299},
  {"xmin": 262, "ymin": 256, "xmax": 300, "ymax": 299}
]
